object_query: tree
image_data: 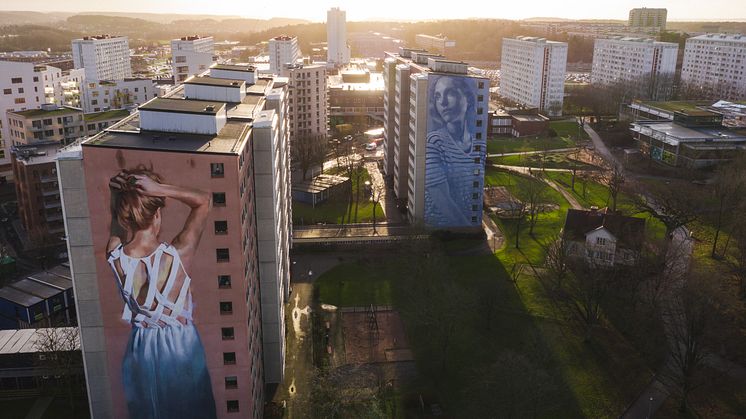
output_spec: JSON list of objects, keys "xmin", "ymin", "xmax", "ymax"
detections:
[
  {"xmin": 728, "ymin": 222, "xmax": 746, "ymax": 299},
  {"xmin": 292, "ymin": 134, "xmax": 327, "ymax": 181},
  {"xmin": 540, "ymin": 234, "xmax": 573, "ymax": 291},
  {"xmin": 629, "ymin": 181, "xmax": 701, "ymax": 238},
  {"xmin": 34, "ymin": 327, "xmax": 86, "ymax": 415},
  {"xmin": 660, "ymin": 271, "xmax": 718, "ymax": 414},
  {"xmin": 369, "ymin": 181, "xmax": 384, "ymax": 235},
  {"xmin": 601, "ymin": 163, "xmax": 625, "ymax": 213},
  {"xmin": 517, "ymin": 176, "xmax": 548, "ymax": 236},
  {"xmin": 709, "ymin": 156, "xmax": 746, "ymax": 258}
]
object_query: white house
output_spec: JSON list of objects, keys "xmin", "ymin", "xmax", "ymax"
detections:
[{"xmin": 563, "ymin": 208, "xmax": 645, "ymax": 267}]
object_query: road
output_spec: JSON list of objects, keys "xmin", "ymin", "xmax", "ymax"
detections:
[{"xmin": 583, "ymin": 124, "xmax": 620, "ymax": 167}]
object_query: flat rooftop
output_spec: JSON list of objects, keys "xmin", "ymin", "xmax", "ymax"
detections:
[
  {"xmin": 84, "ymin": 109, "xmax": 130, "ymax": 122},
  {"xmin": 138, "ymin": 97, "xmax": 225, "ymax": 115},
  {"xmin": 211, "ymin": 64, "xmax": 256, "ymax": 72},
  {"xmin": 11, "ymin": 107, "xmax": 81, "ymax": 118},
  {"xmin": 184, "ymin": 76, "xmax": 245, "ymax": 87},
  {"xmin": 512, "ymin": 114, "xmax": 548, "ymax": 123},
  {"xmin": 0, "ymin": 328, "xmax": 80, "ymax": 354},
  {"xmin": 636, "ymin": 100, "xmax": 716, "ymax": 116},
  {"xmin": 638, "ymin": 121, "xmax": 746, "ymax": 144}
]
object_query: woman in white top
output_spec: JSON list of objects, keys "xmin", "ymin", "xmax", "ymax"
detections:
[{"xmin": 106, "ymin": 166, "xmax": 216, "ymax": 419}]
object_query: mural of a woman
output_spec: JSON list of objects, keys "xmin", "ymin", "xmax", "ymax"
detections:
[
  {"xmin": 106, "ymin": 166, "xmax": 216, "ymax": 419},
  {"xmin": 424, "ymin": 75, "xmax": 485, "ymax": 227}
]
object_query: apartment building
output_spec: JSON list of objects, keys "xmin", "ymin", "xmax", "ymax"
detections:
[
  {"xmin": 80, "ymin": 78, "xmax": 157, "ymax": 113},
  {"xmin": 83, "ymin": 109, "xmax": 130, "ymax": 136},
  {"xmin": 328, "ymin": 67, "xmax": 385, "ymax": 133},
  {"xmin": 681, "ymin": 33, "xmax": 746, "ymax": 101},
  {"xmin": 327, "ymin": 7, "xmax": 351, "ymax": 67},
  {"xmin": 171, "ymin": 35, "xmax": 217, "ymax": 83},
  {"xmin": 269, "ymin": 36, "xmax": 300, "ymax": 76},
  {"xmin": 286, "ymin": 63, "xmax": 327, "ymax": 175},
  {"xmin": 500, "ymin": 36, "xmax": 568, "ymax": 117},
  {"xmin": 628, "ymin": 8, "xmax": 667, "ymax": 32},
  {"xmin": 0, "ymin": 61, "xmax": 51, "ymax": 180},
  {"xmin": 415, "ymin": 34, "xmax": 456, "ymax": 55},
  {"xmin": 591, "ymin": 37, "xmax": 678, "ymax": 99},
  {"xmin": 11, "ymin": 142, "xmax": 66, "ymax": 244},
  {"xmin": 72, "ymin": 35, "xmax": 132, "ymax": 81},
  {"xmin": 57, "ymin": 65, "xmax": 291, "ymax": 418},
  {"xmin": 6, "ymin": 105, "xmax": 85, "ymax": 147},
  {"xmin": 384, "ymin": 49, "xmax": 489, "ymax": 228}
]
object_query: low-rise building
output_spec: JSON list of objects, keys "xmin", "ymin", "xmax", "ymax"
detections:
[
  {"xmin": 415, "ymin": 34, "xmax": 456, "ymax": 55},
  {"xmin": 6, "ymin": 105, "xmax": 85, "ymax": 146},
  {"xmin": 328, "ymin": 67, "xmax": 385, "ymax": 133},
  {"xmin": 488, "ymin": 108, "xmax": 549, "ymax": 137},
  {"xmin": 563, "ymin": 208, "xmax": 645, "ymax": 267},
  {"xmin": 628, "ymin": 100, "xmax": 746, "ymax": 168},
  {"xmin": 0, "ymin": 264, "xmax": 74, "ymax": 329},
  {"xmin": 83, "ymin": 109, "xmax": 130, "ymax": 136},
  {"xmin": 80, "ymin": 78, "xmax": 158, "ymax": 113}
]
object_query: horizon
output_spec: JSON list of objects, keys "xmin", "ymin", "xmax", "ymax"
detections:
[{"xmin": 1, "ymin": 0, "xmax": 745, "ymax": 22}]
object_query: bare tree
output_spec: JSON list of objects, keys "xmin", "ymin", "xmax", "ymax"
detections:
[
  {"xmin": 370, "ymin": 181, "xmax": 384, "ymax": 235},
  {"xmin": 728, "ymin": 222, "xmax": 746, "ymax": 299},
  {"xmin": 540, "ymin": 234, "xmax": 573, "ymax": 290},
  {"xmin": 34, "ymin": 327, "xmax": 85, "ymax": 414},
  {"xmin": 292, "ymin": 134, "xmax": 327, "ymax": 181},
  {"xmin": 709, "ymin": 156, "xmax": 746, "ymax": 257},
  {"xmin": 601, "ymin": 164, "xmax": 625, "ymax": 213},
  {"xmin": 629, "ymin": 181, "xmax": 701, "ymax": 238},
  {"xmin": 516, "ymin": 176, "xmax": 548, "ymax": 236}
]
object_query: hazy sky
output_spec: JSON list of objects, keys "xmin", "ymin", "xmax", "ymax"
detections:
[{"xmin": 2, "ymin": 0, "xmax": 746, "ymax": 21}]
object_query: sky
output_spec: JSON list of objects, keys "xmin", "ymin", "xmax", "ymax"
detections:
[{"xmin": 2, "ymin": 0, "xmax": 746, "ymax": 22}]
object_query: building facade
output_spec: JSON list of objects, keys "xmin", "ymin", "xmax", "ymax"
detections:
[
  {"xmin": 80, "ymin": 78, "xmax": 157, "ymax": 113},
  {"xmin": 628, "ymin": 8, "xmax": 667, "ymax": 33},
  {"xmin": 500, "ymin": 36, "xmax": 568, "ymax": 117},
  {"xmin": 328, "ymin": 67, "xmax": 385, "ymax": 133},
  {"xmin": 72, "ymin": 35, "xmax": 132, "ymax": 81},
  {"xmin": 384, "ymin": 51, "xmax": 489, "ymax": 228},
  {"xmin": 7, "ymin": 105, "xmax": 85, "ymax": 146},
  {"xmin": 269, "ymin": 36, "xmax": 300, "ymax": 76},
  {"xmin": 0, "ymin": 264, "xmax": 74, "ymax": 329},
  {"xmin": 681, "ymin": 34, "xmax": 746, "ymax": 101},
  {"xmin": 0, "ymin": 61, "xmax": 54, "ymax": 181},
  {"xmin": 58, "ymin": 67, "xmax": 291, "ymax": 419},
  {"xmin": 171, "ymin": 36, "xmax": 216, "ymax": 84},
  {"xmin": 327, "ymin": 7, "xmax": 351, "ymax": 67},
  {"xmin": 415, "ymin": 34, "xmax": 456, "ymax": 55},
  {"xmin": 591, "ymin": 37, "xmax": 678, "ymax": 99},
  {"xmin": 564, "ymin": 208, "xmax": 645, "ymax": 267}
]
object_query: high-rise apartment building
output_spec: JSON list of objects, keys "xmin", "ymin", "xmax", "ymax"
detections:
[
  {"xmin": 269, "ymin": 36, "xmax": 300, "ymax": 76},
  {"xmin": 287, "ymin": 63, "xmax": 327, "ymax": 139},
  {"xmin": 72, "ymin": 35, "xmax": 132, "ymax": 81},
  {"xmin": 171, "ymin": 36, "xmax": 217, "ymax": 83},
  {"xmin": 0, "ymin": 61, "xmax": 55, "ymax": 181},
  {"xmin": 500, "ymin": 36, "xmax": 567, "ymax": 117},
  {"xmin": 628, "ymin": 8, "xmax": 667, "ymax": 32},
  {"xmin": 591, "ymin": 37, "xmax": 678, "ymax": 99},
  {"xmin": 681, "ymin": 33, "xmax": 746, "ymax": 100},
  {"xmin": 383, "ymin": 49, "xmax": 489, "ymax": 228},
  {"xmin": 327, "ymin": 7, "xmax": 351, "ymax": 67},
  {"xmin": 58, "ymin": 64, "xmax": 291, "ymax": 418}
]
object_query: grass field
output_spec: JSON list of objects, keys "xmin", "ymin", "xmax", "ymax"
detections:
[
  {"xmin": 491, "ymin": 151, "xmax": 601, "ymax": 170},
  {"xmin": 486, "ymin": 120, "xmax": 587, "ymax": 155},
  {"xmin": 292, "ymin": 167, "xmax": 383, "ymax": 225}
]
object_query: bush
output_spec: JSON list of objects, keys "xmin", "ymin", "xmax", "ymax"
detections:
[{"xmin": 547, "ymin": 128, "xmax": 558, "ymax": 138}]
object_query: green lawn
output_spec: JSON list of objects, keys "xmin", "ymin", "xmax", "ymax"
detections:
[
  {"xmin": 551, "ymin": 120, "xmax": 589, "ymax": 140},
  {"xmin": 486, "ymin": 120, "xmax": 586, "ymax": 155},
  {"xmin": 315, "ymin": 262, "xmax": 394, "ymax": 307},
  {"xmin": 292, "ymin": 167, "xmax": 383, "ymax": 225},
  {"xmin": 491, "ymin": 151, "xmax": 601, "ymax": 170}
]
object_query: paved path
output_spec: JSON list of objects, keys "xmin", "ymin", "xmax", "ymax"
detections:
[
  {"xmin": 488, "ymin": 164, "xmax": 584, "ymax": 210},
  {"xmin": 583, "ymin": 124, "xmax": 620, "ymax": 167},
  {"xmin": 487, "ymin": 147, "xmax": 578, "ymax": 158}
]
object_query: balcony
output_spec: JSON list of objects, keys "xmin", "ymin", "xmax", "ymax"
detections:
[
  {"xmin": 40, "ymin": 175, "xmax": 58, "ymax": 183},
  {"xmin": 43, "ymin": 201, "xmax": 61, "ymax": 210}
]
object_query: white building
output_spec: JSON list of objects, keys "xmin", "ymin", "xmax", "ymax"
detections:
[
  {"xmin": 286, "ymin": 63, "xmax": 327, "ymax": 140},
  {"xmin": 80, "ymin": 78, "xmax": 158, "ymax": 113},
  {"xmin": 681, "ymin": 33, "xmax": 746, "ymax": 100},
  {"xmin": 415, "ymin": 34, "xmax": 456, "ymax": 55},
  {"xmin": 0, "ymin": 61, "xmax": 51, "ymax": 181},
  {"xmin": 60, "ymin": 68, "xmax": 86, "ymax": 108},
  {"xmin": 269, "ymin": 36, "xmax": 300, "ymax": 76},
  {"xmin": 72, "ymin": 35, "xmax": 132, "ymax": 81},
  {"xmin": 327, "ymin": 7, "xmax": 351, "ymax": 67},
  {"xmin": 628, "ymin": 8, "xmax": 667, "ymax": 32},
  {"xmin": 591, "ymin": 37, "xmax": 678, "ymax": 99},
  {"xmin": 171, "ymin": 35, "xmax": 216, "ymax": 84},
  {"xmin": 500, "ymin": 36, "xmax": 568, "ymax": 117}
]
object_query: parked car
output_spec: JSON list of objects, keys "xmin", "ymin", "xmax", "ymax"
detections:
[{"xmin": 365, "ymin": 142, "xmax": 377, "ymax": 151}]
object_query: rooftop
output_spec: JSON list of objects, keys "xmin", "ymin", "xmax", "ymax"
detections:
[
  {"xmin": 78, "ymin": 34, "xmax": 125, "ymax": 41},
  {"xmin": 691, "ymin": 33, "xmax": 746, "ymax": 43},
  {"xmin": 0, "ymin": 328, "xmax": 80, "ymax": 354},
  {"xmin": 634, "ymin": 121, "xmax": 746, "ymax": 143},
  {"xmin": 184, "ymin": 76, "xmax": 245, "ymax": 88},
  {"xmin": 563, "ymin": 208, "xmax": 645, "ymax": 249},
  {"xmin": 138, "ymin": 97, "xmax": 225, "ymax": 115},
  {"xmin": 0, "ymin": 264, "xmax": 71, "ymax": 308},
  {"xmin": 84, "ymin": 109, "xmax": 130, "ymax": 122},
  {"xmin": 636, "ymin": 100, "xmax": 715, "ymax": 116},
  {"xmin": 211, "ymin": 63, "xmax": 256, "ymax": 72},
  {"xmin": 10, "ymin": 106, "xmax": 81, "ymax": 118}
]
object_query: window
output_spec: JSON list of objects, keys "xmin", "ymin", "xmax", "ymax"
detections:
[
  {"xmin": 215, "ymin": 221, "xmax": 228, "ymax": 234},
  {"xmin": 472, "ymin": 193, "xmax": 479, "ymax": 199},
  {"xmin": 471, "ymin": 216, "xmax": 478, "ymax": 223},
  {"xmin": 216, "ymin": 248, "xmax": 230, "ymax": 262},
  {"xmin": 218, "ymin": 275, "xmax": 232, "ymax": 289},
  {"xmin": 477, "ymin": 95, "xmax": 484, "ymax": 102},
  {"xmin": 221, "ymin": 327, "xmax": 235, "ymax": 340},
  {"xmin": 476, "ymin": 132, "xmax": 482, "ymax": 140},
  {"xmin": 474, "ymin": 145, "xmax": 482, "ymax": 152},
  {"xmin": 477, "ymin": 107, "xmax": 484, "ymax": 115},
  {"xmin": 472, "ymin": 204, "xmax": 480, "ymax": 211},
  {"xmin": 474, "ymin": 158, "xmax": 480, "ymax": 164},
  {"xmin": 473, "ymin": 181, "xmax": 480, "ymax": 187},
  {"xmin": 33, "ymin": 76, "xmax": 38, "ymax": 82},
  {"xmin": 478, "ymin": 81, "xmax": 485, "ymax": 89},
  {"xmin": 476, "ymin": 120, "xmax": 482, "ymax": 127},
  {"xmin": 18, "ymin": 88, "xmax": 23, "ymax": 94},
  {"xmin": 11, "ymin": 77, "xmax": 22, "ymax": 84},
  {"xmin": 211, "ymin": 163, "xmax": 224, "ymax": 177},
  {"xmin": 225, "ymin": 376, "xmax": 238, "ymax": 389},
  {"xmin": 14, "ymin": 98, "xmax": 25, "ymax": 104},
  {"xmin": 3, "ymin": 89, "xmax": 10, "ymax": 94},
  {"xmin": 220, "ymin": 301, "xmax": 233, "ymax": 315},
  {"xmin": 223, "ymin": 352, "xmax": 236, "ymax": 365},
  {"xmin": 596, "ymin": 237, "xmax": 607, "ymax": 246},
  {"xmin": 227, "ymin": 400, "xmax": 239, "ymax": 413}
]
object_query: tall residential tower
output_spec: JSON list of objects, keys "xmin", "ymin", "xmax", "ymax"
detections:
[
  {"xmin": 327, "ymin": 7, "xmax": 351, "ymax": 67},
  {"xmin": 72, "ymin": 35, "xmax": 132, "ymax": 81}
]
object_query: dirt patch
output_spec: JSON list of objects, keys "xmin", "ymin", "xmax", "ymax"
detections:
[{"xmin": 340, "ymin": 308, "xmax": 412, "ymax": 364}]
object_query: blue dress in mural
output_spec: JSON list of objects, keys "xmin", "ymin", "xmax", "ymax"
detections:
[{"xmin": 108, "ymin": 242, "xmax": 216, "ymax": 419}]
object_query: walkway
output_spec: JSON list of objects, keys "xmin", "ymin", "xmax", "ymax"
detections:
[
  {"xmin": 583, "ymin": 124, "xmax": 621, "ymax": 167},
  {"xmin": 488, "ymin": 164, "xmax": 584, "ymax": 210},
  {"xmin": 487, "ymin": 147, "xmax": 578, "ymax": 158}
]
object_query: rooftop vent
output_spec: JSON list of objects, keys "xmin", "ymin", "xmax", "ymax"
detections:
[{"xmin": 204, "ymin": 105, "xmax": 215, "ymax": 112}]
